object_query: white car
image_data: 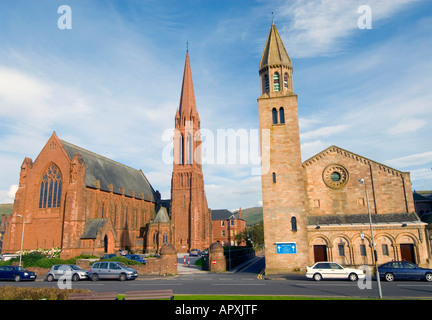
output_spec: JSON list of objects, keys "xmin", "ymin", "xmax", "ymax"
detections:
[{"xmin": 306, "ymin": 262, "xmax": 366, "ymax": 281}]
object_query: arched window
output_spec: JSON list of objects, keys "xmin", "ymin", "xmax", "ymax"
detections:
[
  {"xmin": 264, "ymin": 74, "xmax": 269, "ymax": 92},
  {"xmin": 291, "ymin": 216, "xmax": 297, "ymax": 231},
  {"xmin": 272, "ymin": 108, "xmax": 278, "ymax": 124},
  {"xmin": 284, "ymin": 73, "xmax": 289, "ymax": 89},
  {"xmin": 273, "ymin": 72, "xmax": 280, "ymax": 92},
  {"xmin": 272, "ymin": 172, "xmax": 276, "ymax": 183},
  {"xmin": 179, "ymin": 133, "xmax": 184, "ymax": 165},
  {"xmin": 163, "ymin": 233, "xmax": 168, "ymax": 244},
  {"xmin": 279, "ymin": 107, "xmax": 285, "ymax": 124},
  {"xmin": 39, "ymin": 165, "xmax": 62, "ymax": 208},
  {"xmin": 186, "ymin": 134, "xmax": 192, "ymax": 164}
]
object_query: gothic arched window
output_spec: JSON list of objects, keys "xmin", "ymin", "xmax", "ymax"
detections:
[
  {"xmin": 186, "ymin": 133, "xmax": 192, "ymax": 164},
  {"xmin": 179, "ymin": 133, "xmax": 184, "ymax": 165},
  {"xmin": 279, "ymin": 107, "xmax": 285, "ymax": 124},
  {"xmin": 39, "ymin": 165, "xmax": 62, "ymax": 209},
  {"xmin": 273, "ymin": 72, "xmax": 280, "ymax": 92},
  {"xmin": 272, "ymin": 108, "xmax": 278, "ymax": 124}
]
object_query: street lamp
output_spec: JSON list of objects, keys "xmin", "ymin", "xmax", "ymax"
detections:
[
  {"xmin": 358, "ymin": 179, "xmax": 382, "ymax": 299},
  {"xmin": 16, "ymin": 214, "xmax": 25, "ymax": 267}
]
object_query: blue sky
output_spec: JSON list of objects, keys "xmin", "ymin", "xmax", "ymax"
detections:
[{"xmin": 0, "ymin": 0, "xmax": 431, "ymax": 211}]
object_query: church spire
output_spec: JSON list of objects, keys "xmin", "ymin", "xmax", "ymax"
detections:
[
  {"xmin": 259, "ymin": 22, "xmax": 292, "ymax": 73},
  {"xmin": 178, "ymin": 50, "xmax": 197, "ymax": 117}
]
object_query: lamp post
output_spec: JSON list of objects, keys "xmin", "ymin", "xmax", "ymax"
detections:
[
  {"xmin": 359, "ymin": 179, "xmax": 382, "ymax": 299},
  {"xmin": 16, "ymin": 214, "xmax": 25, "ymax": 267}
]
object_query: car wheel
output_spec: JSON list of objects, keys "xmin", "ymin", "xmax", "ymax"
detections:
[
  {"xmin": 384, "ymin": 273, "xmax": 394, "ymax": 282},
  {"xmin": 46, "ymin": 274, "xmax": 55, "ymax": 282},
  {"xmin": 91, "ymin": 273, "xmax": 99, "ymax": 282},
  {"xmin": 119, "ymin": 273, "xmax": 127, "ymax": 281},
  {"xmin": 425, "ymin": 273, "xmax": 432, "ymax": 282},
  {"xmin": 72, "ymin": 273, "xmax": 80, "ymax": 282},
  {"xmin": 14, "ymin": 275, "xmax": 21, "ymax": 282},
  {"xmin": 348, "ymin": 273, "xmax": 358, "ymax": 281},
  {"xmin": 313, "ymin": 273, "xmax": 322, "ymax": 281}
]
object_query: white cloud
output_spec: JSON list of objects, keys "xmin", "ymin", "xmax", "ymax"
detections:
[
  {"xmin": 386, "ymin": 151, "xmax": 432, "ymax": 168},
  {"xmin": 300, "ymin": 124, "xmax": 350, "ymax": 141},
  {"xmin": 386, "ymin": 118, "xmax": 427, "ymax": 135}
]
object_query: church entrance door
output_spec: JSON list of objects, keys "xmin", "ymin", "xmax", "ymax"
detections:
[
  {"xmin": 400, "ymin": 244, "xmax": 416, "ymax": 263},
  {"xmin": 314, "ymin": 245, "xmax": 328, "ymax": 262}
]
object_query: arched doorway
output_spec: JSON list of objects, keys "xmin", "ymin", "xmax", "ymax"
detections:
[{"xmin": 104, "ymin": 232, "xmax": 114, "ymax": 254}]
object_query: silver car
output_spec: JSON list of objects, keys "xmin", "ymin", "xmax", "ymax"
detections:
[
  {"xmin": 45, "ymin": 264, "xmax": 89, "ymax": 282},
  {"xmin": 90, "ymin": 261, "xmax": 138, "ymax": 281}
]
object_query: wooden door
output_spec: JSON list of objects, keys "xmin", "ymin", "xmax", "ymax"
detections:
[
  {"xmin": 314, "ymin": 245, "xmax": 328, "ymax": 262},
  {"xmin": 400, "ymin": 244, "xmax": 416, "ymax": 263}
]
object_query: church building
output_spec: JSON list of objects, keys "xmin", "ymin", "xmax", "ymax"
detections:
[
  {"xmin": 258, "ymin": 22, "xmax": 431, "ymax": 274},
  {"xmin": 1, "ymin": 51, "xmax": 211, "ymax": 258}
]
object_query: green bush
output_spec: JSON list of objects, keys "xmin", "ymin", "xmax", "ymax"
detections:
[{"xmin": 94, "ymin": 256, "xmax": 142, "ymax": 265}]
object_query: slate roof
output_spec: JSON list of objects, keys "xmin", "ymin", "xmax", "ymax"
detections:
[
  {"xmin": 81, "ymin": 219, "xmax": 107, "ymax": 239},
  {"xmin": 211, "ymin": 209, "xmax": 242, "ymax": 221},
  {"xmin": 307, "ymin": 213, "xmax": 423, "ymax": 226},
  {"xmin": 60, "ymin": 140, "xmax": 156, "ymax": 201},
  {"xmin": 153, "ymin": 207, "xmax": 171, "ymax": 223}
]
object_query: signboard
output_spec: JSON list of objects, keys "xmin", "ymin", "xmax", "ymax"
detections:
[{"xmin": 276, "ymin": 242, "xmax": 297, "ymax": 254}]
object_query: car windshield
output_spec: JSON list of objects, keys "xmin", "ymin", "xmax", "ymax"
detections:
[
  {"xmin": 16, "ymin": 267, "xmax": 26, "ymax": 272},
  {"xmin": 70, "ymin": 265, "xmax": 82, "ymax": 270}
]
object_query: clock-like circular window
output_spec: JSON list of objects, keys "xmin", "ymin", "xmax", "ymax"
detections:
[{"xmin": 323, "ymin": 164, "xmax": 349, "ymax": 189}]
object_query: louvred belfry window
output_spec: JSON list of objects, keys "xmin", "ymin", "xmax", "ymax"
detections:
[
  {"xmin": 273, "ymin": 72, "xmax": 280, "ymax": 92},
  {"xmin": 39, "ymin": 165, "xmax": 62, "ymax": 208}
]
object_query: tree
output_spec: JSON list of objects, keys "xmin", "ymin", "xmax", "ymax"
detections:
[{"xmin": 235, "ymin": 221, "xmax": 264, "ymax": 249}]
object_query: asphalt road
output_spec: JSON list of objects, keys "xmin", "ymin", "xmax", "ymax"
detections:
[{"xmin": 1, "ymin": 256, "xmax": 432, "ymax": 299}]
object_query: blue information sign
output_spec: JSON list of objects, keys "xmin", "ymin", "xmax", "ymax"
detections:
[{"xmin": 276, "ymin": 242, "xmax": 297, "ymax": 254}]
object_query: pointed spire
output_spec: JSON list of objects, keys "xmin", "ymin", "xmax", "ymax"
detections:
[
  {"xmin": 259, "ymin": 22, "xmax": 291, "ymax": 72},
  {"xmin": 179, "ymin": 50, "xmax": 197, "ymax": 117}
]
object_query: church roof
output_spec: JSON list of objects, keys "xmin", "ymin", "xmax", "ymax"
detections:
[
  {"xmin": 307, "ymin": 212, "xmax": 423, "ymax": 226},
  {"xmin": 154, "ymin": 206, "xmax": 170, "ymax": 223},
  {"xmin": 259, "ymin": 22, "xmax": 291, "ymax": 72},
  {"xmin": 302, "ymin": 145, "xmax": 409, "ymax": 175},
  {"xmin": 81, "ymin": 219, "xmax": 106, "ymax": 239},
  {"xmin": 60, "ymin": 140, "xmax": 156, "ymax": 201}
]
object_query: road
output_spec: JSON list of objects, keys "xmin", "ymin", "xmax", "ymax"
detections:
[{"xmin": 2, "ymin": 255, "xmax": 432, "ymax": 299}]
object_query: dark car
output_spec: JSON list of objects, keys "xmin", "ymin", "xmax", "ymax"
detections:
[
  {"xmin": 0, "ymin": 266, "xmax": 37, "ymax": 282},
  {"xmin": 124, "ymin": 254, "xmax": 146, "ymax": 264},
  {"xmin": 378, "ymin": 261, "xmax": 432, "ymax": 282}
]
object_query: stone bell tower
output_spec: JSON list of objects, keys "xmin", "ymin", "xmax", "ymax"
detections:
[
  {"xmin": 170, "ymin": 50, "xmax": 212, "ymax": 253},
  {"xmin": 257, "ymin": 22, "xmax": 310, "ymax": 273}
]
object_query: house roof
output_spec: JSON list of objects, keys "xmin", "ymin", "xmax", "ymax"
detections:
[
  {"xmin": 60, "ymin": 139, "xmax": 156, "ymax": 201},
  {"xmin": 154, "ymin": 206, "xmax": 171, "ymax": 223},
  {"xmin": 211, "ymin": 209, "xmax": 242, "ymax": 221}
]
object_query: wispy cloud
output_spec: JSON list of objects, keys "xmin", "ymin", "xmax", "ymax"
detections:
[
  {"xmin": 276, "ymin": 0, "xmax": 423, "ymax": 57},
  {"xmin": 386, "ymin": 151, "xmax": 432, "ymax": 168}
]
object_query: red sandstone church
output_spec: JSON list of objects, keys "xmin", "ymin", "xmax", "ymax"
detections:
[{"xmin": 1, "ymin": 51, "xmax": 213, "ymax": 258}]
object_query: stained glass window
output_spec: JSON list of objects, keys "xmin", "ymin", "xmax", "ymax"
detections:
[{"xmin": 39, "ymin": 165, "xmax": 62, "ymax": 209}]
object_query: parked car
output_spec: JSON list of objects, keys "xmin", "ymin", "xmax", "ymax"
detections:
[
  {"xmin": 0, "ymin": 266, "xmax": 37, "ymax": 282},
  {"xmin": 190, "ymin": 249, "xmax": 201, "ymax": 256},
  {"xmin": 45, "ymin": 264, "xmax": 89, "ymax": 282},
  {"xmin": 118, "ymin": 249, "xmax": 128, "ymax": 256},
  {"xmin": 306, "ymin": 262, "xmax": 366, "ymax": 281},
  {"xmin": 101, "ymin": 254, "xmax": 117, "ymax": 260},
  {"xmin": 378, "ymin": 261, "xmax": 432, "ymax": 282},
  {"xmin": 0, "ymin": 253, "xmax": 19, "ymax": 261},
  {"xmin": 124, "ymin": 254, "xmax": 146, "ymax": 264},
  {"xmin": 90, "ymin": 261, "xmax": 138, "ymax": 281}
]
